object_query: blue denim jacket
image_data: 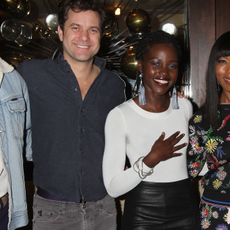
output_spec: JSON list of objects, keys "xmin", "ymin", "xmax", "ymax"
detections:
[{"xmin": 0, "ymin": 58, "xmax": 32, "ymax": 230}]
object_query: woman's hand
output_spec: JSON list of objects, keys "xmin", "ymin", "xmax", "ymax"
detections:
[{"xmin": 143, "ymin": 131, "xmax": 187, "ymax": 168}]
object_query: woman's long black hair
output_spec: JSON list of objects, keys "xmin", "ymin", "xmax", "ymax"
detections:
[{"xmin": 203, "ymin": 31, "xmax": 230, "ymax": 129}]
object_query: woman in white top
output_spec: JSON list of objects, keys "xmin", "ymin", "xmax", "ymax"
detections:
[{"xmin": 103, "ymin": 30, "xmax": 200, "ymax": 230}]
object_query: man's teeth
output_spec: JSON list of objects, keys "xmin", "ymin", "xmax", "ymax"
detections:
[
  {"xmin": 154, "ymin": 79, "xmax": 168, "ymax": 84},
  {"xmin": 77, "ymin": 45, "xmax": 88, "ymax": 48}
]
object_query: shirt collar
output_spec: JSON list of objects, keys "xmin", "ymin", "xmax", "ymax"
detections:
[
  {"xmin": 55, "ymin": 52, "xmax": 106, "ymax": 72},
  {"xmin": 0, "ymin": 58, "xmax": 14, "ymax": 86}
]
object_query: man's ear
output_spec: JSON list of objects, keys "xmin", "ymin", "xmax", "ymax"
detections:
[{"xmin": 58, "ymin": 25, "xmax": 63, "ymax": 42}]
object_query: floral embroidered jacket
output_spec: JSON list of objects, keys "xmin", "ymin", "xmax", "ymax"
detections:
[{"xmin": 187, "ymin": 104, "xmax": 230, "ymax": 203}]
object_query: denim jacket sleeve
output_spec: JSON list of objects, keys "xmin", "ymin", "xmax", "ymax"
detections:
[
  {"xmin": 2, "ymin": 70, "xmax": 32, "ymax": 161},
  {"xmin": 20, "ymin": 74, "xmax": 32, "ymax": 161},
  {"xmin": 0, "ymin": 69, "xmax": 32, "ymax": 229}
]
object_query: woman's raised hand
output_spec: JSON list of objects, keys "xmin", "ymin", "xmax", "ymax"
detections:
[{"xmin": 143, "ymin": 131, "xmax": 187, "ymax": 168}]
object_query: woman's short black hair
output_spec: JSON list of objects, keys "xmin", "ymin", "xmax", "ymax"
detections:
[
  {"xmin": 136, "ymin": 30, "xmax": 181, "ymax": 61},
  {"xmin": 133, "ymin": 30, "xmax": 181, "ymax": 96}
]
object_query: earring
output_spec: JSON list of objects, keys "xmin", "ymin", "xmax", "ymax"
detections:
[
  {"xmin": 138, "ymin": 73, "xmax": 146, "ymax": 106},
  {"xmin": 172, "ymin": 85, "xmax": 179, "ymax": 109},
  {"xmin": 217, "ymin": 82, "xmax": 220, "ymax": 92}
]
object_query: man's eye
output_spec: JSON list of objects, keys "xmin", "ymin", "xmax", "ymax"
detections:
[{"xmin": 91, "ymin": 29, "xmax": 98, "ymax": 33}]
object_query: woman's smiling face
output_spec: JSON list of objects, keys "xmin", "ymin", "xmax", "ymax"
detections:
[
  {"xmin": 216, "ymin": 56, "xmax": 230, "ymax": 102},
  {"xmin": 138, "ymin": 41, "xmax": 179, "ymax": 98}
]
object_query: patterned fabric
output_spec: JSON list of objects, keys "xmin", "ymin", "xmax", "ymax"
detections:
[
  {"xmin": 187, "ymin": 104, "xmax": 230, "ymax": 229},
  {"xmin": 200, "ymin": 199, "xmax": 230, "ymax": 229}
]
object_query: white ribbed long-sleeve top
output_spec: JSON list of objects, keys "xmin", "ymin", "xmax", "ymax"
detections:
[{"xmin": 103, "ymin": 97, "xmax": 193, "ymax": 198}]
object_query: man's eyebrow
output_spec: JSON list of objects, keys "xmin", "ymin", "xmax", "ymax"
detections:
[
  {"xmin": 69, "ymin": 23, "xmax": 100, "ymax": 31},
  {"xmin": 69, "ymin": 23, "xmax": 80, "ymax": 27}
]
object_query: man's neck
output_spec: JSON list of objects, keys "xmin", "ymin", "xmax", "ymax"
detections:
[
  {"xmin": 66, "ymin": 57, "xmax": 100, "ymax": 100},
  {"xmin": 66, "ymin": 57, "xmax": 95, "ymax": 80}
]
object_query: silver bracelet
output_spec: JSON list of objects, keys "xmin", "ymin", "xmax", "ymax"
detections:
[{"xmin": 133, "ymin": 157, "xmax": 153, "ymax": 179}]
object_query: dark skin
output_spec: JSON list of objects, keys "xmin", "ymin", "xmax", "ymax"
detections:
[{"xmin": 134, "ymin": 41, "xmax": 187, "ymax": 168}]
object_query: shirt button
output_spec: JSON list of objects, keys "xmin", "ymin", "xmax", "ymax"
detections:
[
  {"xmin": 67, "ymin": 70, "xmax": 70, "ymax": 73},
  {"xmin": 75, "ymin": 88, "xmax": 78, "ymax": 92},
  {"xmin": 81, "ymin": 150, "xmax": 84, "ymax": 154},
  {"xmin": 81, "ymin": 109, "xmax": 84, "ymax": 112},
  {"xmin": 81, "ymin": 129, "xmax": 84, "ymax": 132},
  {"xmin": 81, "ymin": 171, "xmax": 83, "ymax": 175}
]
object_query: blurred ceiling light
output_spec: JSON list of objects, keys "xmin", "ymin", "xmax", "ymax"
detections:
[
  {"xmin": 45, "ymin": 14, "xmax": 58, "ymax": 33},
  {"xmin": 160, "ymin": 22, "xmax": 177, "ymax": 35},
  {"xmin": 115, "ymin": 7, "xmax": 121, "ymax": 16}
]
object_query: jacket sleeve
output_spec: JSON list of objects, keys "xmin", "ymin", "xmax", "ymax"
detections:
[
  {"xmin": 18, "ymin": 72, "xmax": 32, "ymax": 161},
  {"xmin": 187, "ymin": 112, "xmax": 207, "ymax": 178}
]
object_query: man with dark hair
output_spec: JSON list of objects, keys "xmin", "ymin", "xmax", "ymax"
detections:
[{"xmin": 17, "ymin": 0, "xmax": 125, "ymax": 229}]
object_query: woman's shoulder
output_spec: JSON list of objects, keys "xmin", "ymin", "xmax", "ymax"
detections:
[
  {"xmin": 178, "ymin": 97, "xmax": 192, "ymax": 107},
  {"xmin": 189, "ymin": 106, "xmax": 208, "ymax": 127},
  {"xmin": 107, "ymin": 99, "xmax": 132, "ymax": 116},
  {"xmin": 177, "ymin": 97, "xmax": 193, "ymax": 117},
  {"xmin": 190, "ymin": 105, "xmax": 204, "ymax": 118},
  {"xmin": 114, "ymin": 98, "xmax": 134, "ymax": 110}
]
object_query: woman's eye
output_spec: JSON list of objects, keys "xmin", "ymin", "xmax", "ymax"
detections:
[
  {"xmin": 217, "ymin": 59, "xmax": 227, "ymax": 64},
  {"xmin": 151, "ymin": 62, "xmax": 160, "ymax": 66},
  {"xmin": 169, "ymin": 64, "xmax": 177, "ymax": 69}
]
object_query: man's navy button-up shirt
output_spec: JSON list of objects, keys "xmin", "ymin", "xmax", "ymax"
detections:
[{"xmin": 17, "ymin": 53, "xmax": 126, "ymax": 202}]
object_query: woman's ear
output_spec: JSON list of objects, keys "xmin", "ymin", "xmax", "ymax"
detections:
[{"xmin": 138, "ymin": 59, "xmax": 142, "ymax": 73}]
